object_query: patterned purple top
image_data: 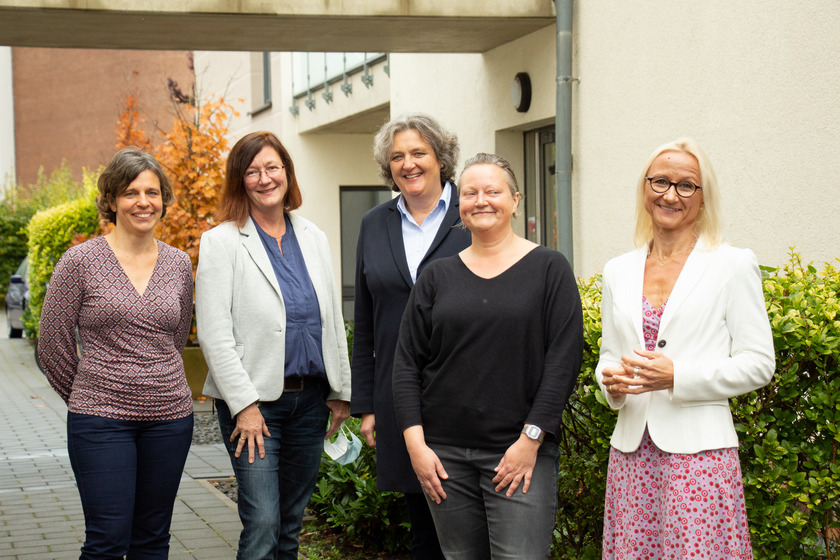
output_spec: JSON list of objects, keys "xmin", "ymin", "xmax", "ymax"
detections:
[
  {"xmin": 642, "ymin": 295, "xmax": 666, "ymax": 351},
  {"xmin": 39, "ymin": 236, "xmax": 194, "ymax": 421}
]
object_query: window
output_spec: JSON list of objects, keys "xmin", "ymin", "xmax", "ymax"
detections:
[
  {"xmin": 523, "ymin": 127, "xmax": 558, "ymax": 250},
  {"xmin": 339, "ymin": 186, "xmax": 393, "ymax": 318},
  {"xmin": 249, "ymin": 52, "xmax": 272, "ymax": 116}
]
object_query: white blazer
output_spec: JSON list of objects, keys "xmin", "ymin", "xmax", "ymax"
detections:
[
  {"xmin": 195, "ymin": 214, "xmax": 351, "ymax": 417},
  {"xmin": 595, "ymin": 241, "xmax": 775, "ymax": 454}
]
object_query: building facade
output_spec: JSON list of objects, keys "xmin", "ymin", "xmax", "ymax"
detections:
[
  {"xmin": 10, "ymin": 48, "xmax": 194, "ymax": 187},
  {"xmin": 192, "ymin": 1, "xmax": 840, "ymax": 287}
]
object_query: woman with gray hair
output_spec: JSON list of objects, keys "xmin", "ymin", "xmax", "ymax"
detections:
[
  {"xmin": 351, "ymin": 113, "xmax": 470, "ymax": 558},
  {"xmin": 39, "ymin": 148, "xmax": 194, "ymax": 558},
  {"xmin": 393, "ymin": 153, "xmax": 583, "ymax": 559}
]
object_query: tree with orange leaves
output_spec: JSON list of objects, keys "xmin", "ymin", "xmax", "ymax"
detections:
[
  {"xmin": 114, "ymin": 93, "xmax": 153, "ymax": 153},
  {"xmin": 153, "ymin": 96, "xmax": 237, "ymax": 269},
  {"xmin": 113, "ymin": 91, "xmax": 238, "ymax": 270}
]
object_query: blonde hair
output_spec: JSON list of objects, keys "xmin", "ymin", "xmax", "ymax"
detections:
[{"xmin": 633, "ymin": 137, "xmax": 722, "ymax": 248}]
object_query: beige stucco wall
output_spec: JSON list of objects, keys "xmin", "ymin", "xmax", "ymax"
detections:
[
  {"xmin": 195, "ymin": 0, "xmax": 840, "ymax": 282},
  {"xmin": 573, "ymin": 0, "xmax": 840, "ymax": 275}
]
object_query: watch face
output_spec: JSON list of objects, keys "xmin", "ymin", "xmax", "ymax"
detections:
[{"xmin": 525, "ymin": 425, "xmax": 541, "ymax": 439}]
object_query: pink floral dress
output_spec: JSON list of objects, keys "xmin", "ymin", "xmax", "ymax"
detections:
[{"xmin": 601, "ymin": 297, "xmax": 753, "ymax": 559}]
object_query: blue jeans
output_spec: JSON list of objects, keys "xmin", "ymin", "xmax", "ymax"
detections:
[
  {"xmin": 426, "ymin": 443, "xmax": 560, "ymax": 560},
  {"xmin": 66, "ymin": 412, "xmax": 194, "ymax": 560},
  {"xmin": 216, "ymin": 381, "xmax": 329, "ymax": 560}
]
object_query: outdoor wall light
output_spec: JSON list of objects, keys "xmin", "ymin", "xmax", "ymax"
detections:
[{"xmin": 511, "ymin": 72, "xmax": 532, "ymax": 113}]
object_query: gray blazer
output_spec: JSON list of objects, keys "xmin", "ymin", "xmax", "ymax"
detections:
[{"xmin": 195, "ymin": 214, "xmax": 351, "ymax": 416}]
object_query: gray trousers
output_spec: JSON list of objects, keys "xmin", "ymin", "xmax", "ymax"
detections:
[{"xmin": 425, "ymin": 442, "xmax": 559, "ymax": 560}]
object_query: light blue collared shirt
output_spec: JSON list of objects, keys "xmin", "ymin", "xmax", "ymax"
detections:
[{"xmin": 396, "ymin": 181, "xmax": 451, "ymax": 283}]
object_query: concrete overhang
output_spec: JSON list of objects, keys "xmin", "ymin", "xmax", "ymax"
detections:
[{"xmin": 0, "ymin": 1, "xmax": 556, "ymax": 52}]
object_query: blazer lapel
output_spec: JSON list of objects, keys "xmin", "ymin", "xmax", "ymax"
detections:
[
  {"xmin": 626, "ymin": 247, "xmax": 648, "ymax": 349},
  {"xmin": 386, "ymin": 199, "xmax": 414, "ymax": 288},
  {"xmin": 240, "ymin": 217, "xmax": 284, "ymax": 302},
  {"xmin": 423, "ymin": 182, "xmax": 463, "ymax": 261},
  {"xmin": 658, "ymin": 241, "xmax": 715, "ymax": 333}
]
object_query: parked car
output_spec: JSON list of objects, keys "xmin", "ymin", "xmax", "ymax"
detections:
[{"xmin": 5, "ymin": 257, "xmax": 29, "ymax": 338}]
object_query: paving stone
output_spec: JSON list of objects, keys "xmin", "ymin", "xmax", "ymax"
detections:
[{"xmin": 0, "ymin": 335, "xmax": 238, "ymax": 558}]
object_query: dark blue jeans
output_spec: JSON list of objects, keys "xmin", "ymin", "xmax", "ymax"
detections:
[
  {"xmin": 216, "ymin": 380, "xmax": 329, "ymax": 560},
  {"xmin": 66, "ymin": 412, "xmax": 194, "ymax": 560}
]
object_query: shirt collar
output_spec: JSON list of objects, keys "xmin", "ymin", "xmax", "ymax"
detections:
[{"xmin": 396, "ymin": 181, "xmax": 451, "ymax": 221}]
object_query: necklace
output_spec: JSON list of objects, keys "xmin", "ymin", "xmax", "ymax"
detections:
[{"xmin": 648, "ymin": 240, "xmax": 696, "ymax": 268}]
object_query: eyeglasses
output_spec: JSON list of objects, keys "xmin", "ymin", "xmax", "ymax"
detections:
[
  {"xmin": 244, "ymin": 165, "xmax": 284, "ymax": 185},
  {"xmin": 646, "ymin": 176, "xmax": 702, "ymax": 198}
]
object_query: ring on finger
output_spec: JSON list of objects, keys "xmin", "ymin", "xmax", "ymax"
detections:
[{"xmin": 633, "ymin": 366, "xmax": 640, "ymax": 376}]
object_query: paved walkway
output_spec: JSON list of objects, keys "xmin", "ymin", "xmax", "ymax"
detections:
[{"xmin": 0, "ymin": 324, "xmax": 241, "ymax": 559}]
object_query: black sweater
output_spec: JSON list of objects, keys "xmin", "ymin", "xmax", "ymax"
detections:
[{"xmin": 393, "ymin": 246, "xmax": 584, "ymax": 451}]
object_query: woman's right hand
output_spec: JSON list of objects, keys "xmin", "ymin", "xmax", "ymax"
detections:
[
  {"xmin": 360, "ymin": 413, "xmax": 376, "ymax": 447},
  {"xmin": 231, "ymin": 403, "xmax": 271, "ymax": 463},
  {"xmin": 403, "ymin": 425, "xmax": 448, "ymax": 504},
  {"xmin": 601, "ymin": 366, "xmax": 629, "ymax": 399}
]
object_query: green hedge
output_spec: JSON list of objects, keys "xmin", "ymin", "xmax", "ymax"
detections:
[
  {"xmin": 1, "ymin": 162, "xmax": 87, "ymax": 305},
  {"xmin": 738, "ymin": 254, "xmax": 840, "ymax": 559},
  {"xmin": 0, "ymin": 201, "xmax": 33, "ymax": 297},
  {"xmin": 314, "ymin": 252, "xmax": 838, "ymax": 559},
  {"xmin": 24, "ymin": 178, "xmax": 100, "ymax": 338}
]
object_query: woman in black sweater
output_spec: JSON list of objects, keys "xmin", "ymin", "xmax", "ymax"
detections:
[{"xmin": 393, "ymin": 153, "xmax": 583, "ymax": 559}]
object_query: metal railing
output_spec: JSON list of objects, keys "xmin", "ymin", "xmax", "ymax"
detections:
[{"xmin": 289, "ymin": 52, "xmax": 388, "ymax": 115}]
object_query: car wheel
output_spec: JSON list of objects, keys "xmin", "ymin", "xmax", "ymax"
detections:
[{"xmin": 9, "ymin": 326, "xmax": 23, "ymax": 338}]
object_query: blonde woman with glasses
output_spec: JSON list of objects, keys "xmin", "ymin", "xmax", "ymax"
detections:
[{"xmin": 596, "ymin": 138, "xmax": 775, "ymax": 558}]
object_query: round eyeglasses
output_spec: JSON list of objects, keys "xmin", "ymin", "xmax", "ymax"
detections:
[
  {"xmin": 646, "ymin": 176, "xmax": 702, "ymax": 198},
  {"xmin": 244, "ymin": 165, "xmax": 285, "ymax": 185}
]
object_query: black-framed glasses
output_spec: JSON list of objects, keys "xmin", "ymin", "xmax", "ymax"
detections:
[{"xmin": 646, "ymin": 176, "xmax": 702, "ymax": 198}]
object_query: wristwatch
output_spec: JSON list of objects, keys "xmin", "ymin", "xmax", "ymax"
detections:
[{"xmin": 521, "ymin": 424, "xmax": 544, "ymax": 444}]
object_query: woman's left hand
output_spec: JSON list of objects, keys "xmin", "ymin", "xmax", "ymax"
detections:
[
  {"xmin": 492, "ymin": 435, "xmax": 540, "ymax": 496},
  {"xmin": 325, "ymin": 399, "xmax": 351, "ymax": 439},
  {"xmin": 614, "ymin": 348, "xmax": 675, "ymax": 394}
]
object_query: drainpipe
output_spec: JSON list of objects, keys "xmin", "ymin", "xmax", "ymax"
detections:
[{"xmin": 555, "ymin": 0, "xmax": 575, "ymax": 268}]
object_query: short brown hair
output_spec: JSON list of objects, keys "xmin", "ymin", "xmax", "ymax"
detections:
[
  {"xmin": 216, "ymin": 131, "xmax": 303, "ymax": 226},
  {"xmin": 96, "ymin": 148, "xmax": 174, "ymax": 225}
]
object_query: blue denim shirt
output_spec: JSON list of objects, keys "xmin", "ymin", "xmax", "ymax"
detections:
[{"xmin": 253, "ymin": 214, "xmax": 326, "ymax": 379}]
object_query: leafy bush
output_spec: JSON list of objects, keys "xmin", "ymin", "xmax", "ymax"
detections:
[
  {"xmin": 735, "ymin": 253, "xmax": 840, "ymax": 559},
  {"xmin": 553, "ymin": 251, "xmax": 839, "ymax": 559},
  {"xmin": 0, "ymin": 196, "xmax": 33, "ymax": 297},
  {"xmin": 553, "ymin": 273, "xmax": 615, "ymax": 558},
  {"xmin": 0, "ymin": 162, "xmax": 87, "ymax": 297},
  {"xmin": 24, "ymin": 175, "xmax": 100, "ymax": 338},
  {"xmin": 310, "ymin": 416, "xmax": 410, "ymax": 553}
]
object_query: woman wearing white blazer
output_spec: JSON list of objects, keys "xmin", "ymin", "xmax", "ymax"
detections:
[
  {"xmin": 595, "ymin": 138, "xmax": 775, "ymax": 559},
  {"xmin": 195, "ymin": 132, "xmax": 351, "ymax": 560}
]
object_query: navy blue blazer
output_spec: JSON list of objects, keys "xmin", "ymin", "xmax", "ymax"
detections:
[{"xmin": 351, "ymin": 186, "xmax": 471, "ymax": 492}]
